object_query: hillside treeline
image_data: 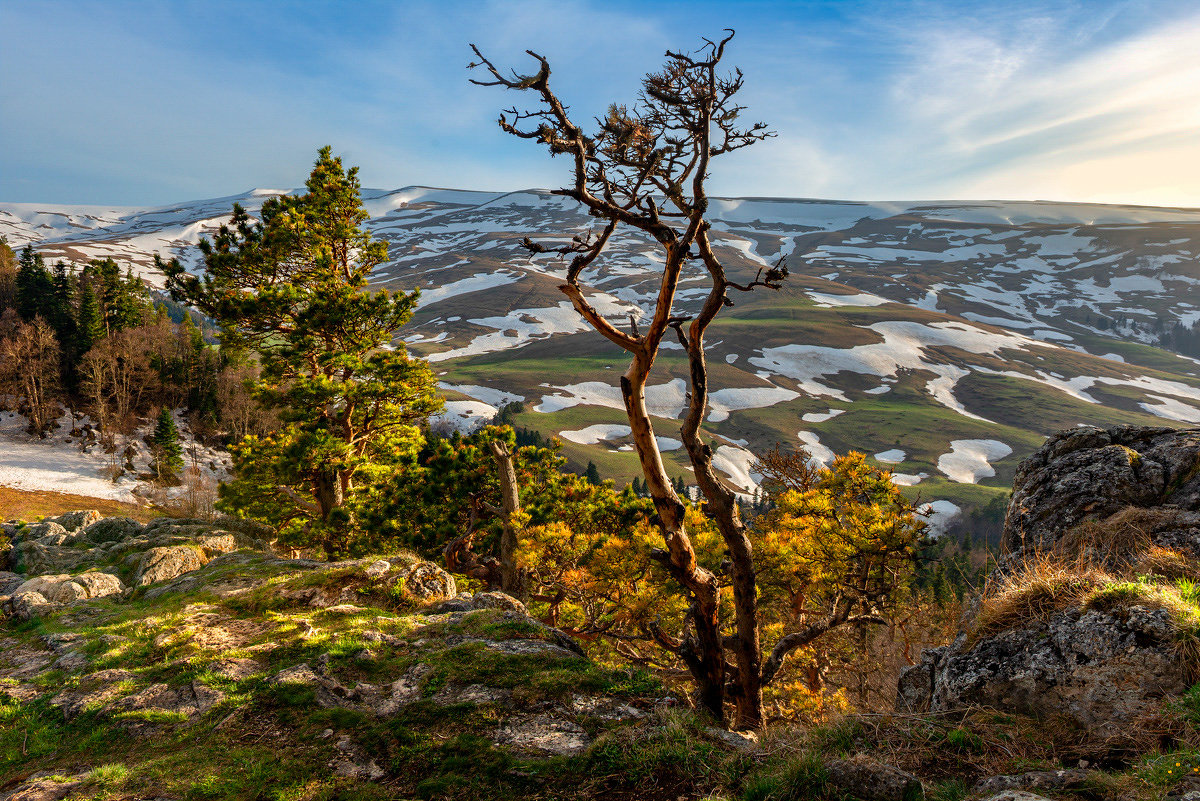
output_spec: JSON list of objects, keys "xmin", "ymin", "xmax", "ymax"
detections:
[{"xmin": 0, "ymin": 236, "xmax": 273, "ymax": 447}]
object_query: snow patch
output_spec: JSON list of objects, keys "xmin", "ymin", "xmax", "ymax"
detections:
[{"xmin": 936, "ymin": 439, "xmax": 1013, "ymax": 483}]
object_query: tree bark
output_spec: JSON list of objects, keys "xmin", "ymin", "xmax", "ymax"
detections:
[
  {"xmin": 489, "ymin": 440, "xmax": 525, "ymax": 599},
  {"xmin": 620, "ymin": 356, "xmax": 726, "ymax": 722}
]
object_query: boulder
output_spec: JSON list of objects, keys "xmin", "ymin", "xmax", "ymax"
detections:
[
  {"xmin": 135, "ymin": 546, "xmax": 206, "ymax": 586},
  {"xmin": 22, "ymin": 522, "xmax": 69, "ymax": 540},
  {"xmin": 396, "ymin": 561, "xmax": 456, "ymax": 601},
  {"xmin": 8, "ymin": 541, "xmax": 86, "ymax": 576},
  {"xmin": 15, "ymin": 576, "xmax": 90, "ymax": 604},
  {"xmin": 824, "ymin": 756, "xmax": 923, "ymax": 801},
  {"xmin": 69, "ymin": 572, "xmax": 126, "ymax": 599},
  {"xmin": 1004, "ymin": 425, "xmax": 1200, "ymax": 557},
  {"xmin": 82, "ymin": 517, "xmax": 144, "ymax": 544},
  {"xmin": 975, "ymin": 769, "xmax": 1094, "ymax": 795},
  {"xmin": 43, "ymin": 509, "xmax": 102, "ymax": 533},
  {"xmin": 897, "ymin": 606, "xmax": 1187, "ymax": 741},
  {"xmin": 0, "ymin": 571, "xmax": 23, "ymax": 595},
  {"xmin": 4, "ymin": 591, "xmax": 53, "ymax": 621}
]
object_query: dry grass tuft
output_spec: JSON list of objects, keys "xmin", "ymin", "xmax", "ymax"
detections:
[
  {"xmin": 1055, "ymin": 506, "xmax": 1175, "ymax": 565},
  {"xmin": 1138, "ymin": 546, "xmax": 1200, "ymax": 582},
  {"xmin": 970, "ymin": 554, "xmax": 1112, "ymax": 644}
]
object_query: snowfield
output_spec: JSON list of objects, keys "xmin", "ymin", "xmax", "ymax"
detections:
[{"xmin": 937, "ymin": 439, "xmax": 1014, "ymax": 483}]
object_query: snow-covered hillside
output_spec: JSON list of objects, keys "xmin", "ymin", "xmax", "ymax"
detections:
[{"xmin": 3, "ymin": 187, "xmax": 1199, "ymax": 516}]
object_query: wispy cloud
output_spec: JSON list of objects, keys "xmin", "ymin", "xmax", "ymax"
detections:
[{"xmin": 3, "ymin": 0, "xmax": 1200, "ymax": 206}]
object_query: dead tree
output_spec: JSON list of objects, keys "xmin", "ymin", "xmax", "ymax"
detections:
[{"xmin": 470, "ymin": 30, "xmax": 785, "ymax": 728}]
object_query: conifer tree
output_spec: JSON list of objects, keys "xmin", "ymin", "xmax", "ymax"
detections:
[
  {"xmin": 76, "ymin": 283, "xmax": 104, "ymax": 354},
  {"xmin": 162, "ymin": 147, "xmax": 441, "ymax": 552},
  {"xmin": 584, "ymin": 461, "xmax": 601, "ymax": 485},
  {"xmin": 15, "ymin": 246, "xmax": 54, "ymax": 322},
  {"xmin": 151, "ymin": 407, "xmax": 184, "ymax": 482}
]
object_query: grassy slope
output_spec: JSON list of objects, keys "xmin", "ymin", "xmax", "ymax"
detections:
[{"xmin": 0, "ymin": 487, "xmax": 158, "ymax": 523}]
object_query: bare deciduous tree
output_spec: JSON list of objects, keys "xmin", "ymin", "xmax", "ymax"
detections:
[
  {"xmin": 0, "ymin": 311, "xmax": 62, "ymax": 436},
  {"xmin": 470, "ymin": 30, "xmax": 787, "ymax": 728}
]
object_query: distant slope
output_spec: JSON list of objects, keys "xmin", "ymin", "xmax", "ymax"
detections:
[{"xmin": 4, "ymin": 189, "xmax": 1199, "ymax": 521}]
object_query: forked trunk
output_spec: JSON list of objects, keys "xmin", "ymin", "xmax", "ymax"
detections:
[
  {"xmin": 621, "ymin": 357, "xmax": 726, "ymax": 723},
  {"xmin": 680, "ymin": 325, "xmax": 765, "ymax": 730}
]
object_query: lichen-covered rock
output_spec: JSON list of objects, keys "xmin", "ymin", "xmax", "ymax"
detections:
[
  {"xmin": 898, "ymin": 606, "xmax": 1187, "ymax": 741},
  {"xmin": 0, "ymin": 571, "xmax": 23, "ymax": 595},
  {"xmin": 975, "ymin": 769, "xmax": 1094, "ymax": 795},
  {"xmin": 4, "ymin": 591, "xmax": 54, "ymax": 621},
  {"xmin": 0, "ymin": 771, "xmax": 87, "ymax": 800},
  {"xmin": 43, "ymin": 509, "xmax": 102, "ymax": 533},
  {"xmin": 824, "ymin": 756, "xmax": 923, "ymax": 801},
  {"xmin": 81, "ymin": 516, "xmax": 145, "ymax": 544},
  {"xmin": 22, "ymin": 521, "xmax": 69, "ymax": 540},
  {"xmin": 8, "ymin": 540, "xmax": 87, "ymax": 576},
  {"xmin": 396, "ymin": 561, "xmax": 456, "ymax": 600},
  {"xmin": 13, "ymin": 572, "xmax": 124, "ymax": 605},
  {"xmin": 1004, "ymin": 425, "xmax": 1200, "ymax": 556},
  {"xmin": 135, "ymin": 545, "xmax": 207, "ymax": 586},
  {"xmin": 492, "ymin": 714, "xmax": 590, "ymax": 756}
]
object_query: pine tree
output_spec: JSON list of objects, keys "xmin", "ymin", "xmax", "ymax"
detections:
[
  {"xmin": 15, "ymin": 246, "xmax": 54, "ymax": 322},
  {"xmin": 162, "ymin": 147, "xmax": 442, "ymax": 552},
  {"xmin": 151, "ymin": 407, "xmax": 184, "ymax": 483},
  {"xmin": 585, "ymin": 461, "xmax": 601, "ymax": 485},
  {"xmin": 76, "ymin": 283, "xmax": 104, "ymax": 354}
]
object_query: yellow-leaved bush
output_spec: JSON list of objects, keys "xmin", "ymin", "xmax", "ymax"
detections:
[{"xmin": 516, "ymin": 450, "xmax": 929, "ymax": 719}]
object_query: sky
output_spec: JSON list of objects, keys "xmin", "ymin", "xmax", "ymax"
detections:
[{"xmin": 4, "ymin": 0, "xmax": 1200, "ymax": 207}]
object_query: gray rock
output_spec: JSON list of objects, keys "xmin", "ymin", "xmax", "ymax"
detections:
[
  {"xmin": 364, "ymin": 559, "xmax": 391, "ymax": 579},
  {"xmin": 0, "ymin": 772, "xmax": 87, "ymax": 801},
  {"xmin": 108, "ymin": 680, "xmax": 224, "ymax": 719},
  {"xmin": 979, "ymin": 793, "xmax": 1054, "ymax": 801},
  {"xmin": 898, "ymin": 606, "xmax": 1187, "ymax": 741},
  {"xmin": 9, "ymin": 541, "xmax": 86, "ymax": 576},
  {"xmin": 0, "ymin": 571, "xmax": 24, "ymax": 595},
  {"xmin": 43, "ymin": 510, "xmax": 102, "ymax": 533},
  {"xmin": 824, "ymin": 756, "xmax": 923, "ymax": 801},
  {"xmin": 705, "ymin": 727, "xmax": 759, "ymax": 753},
  {"xmin": 4, "ymin": 591, "xmax": 53, "ymax": 621},
  {"xmin": 15, "ymin": 576, "xmax": 89, "ymax": 604},
  {"xmin": 975, "ymin": 770, "xmax": 1094, "ymax": 794},
  {"xmin": 1003, "ymin": 425, "xmax": 1200, "ymax": 557},
  {"xmin": 135, "ymin": 545, "xmax": 206, "ymax": 586},
  {"xmin": 493, "ymin": 714, "xmax": 590, "ymax": 756},
  {"xmin": 81, "ymin": 517, "xmax": 144, "ymax": 544},
  {"xmin": 396, "ymin": 561, "xmax": 456, "ymax": 601},
  {"xmin": 22, "ymin": 522, "xmax": 68, "ymax": 540},
  {"xmin": 14, "ymin": 572, "xmax": 124, "ymax": 604}
]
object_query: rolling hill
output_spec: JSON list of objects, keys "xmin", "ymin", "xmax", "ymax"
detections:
[{"xmin": 4, "ymin": 188, "xmax": 1200, "ymax": 527}]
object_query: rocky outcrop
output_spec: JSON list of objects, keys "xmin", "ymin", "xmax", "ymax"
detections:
[
  {"xmin": 135, "ymin": 545, "xmax": 206, "ymax": 586},
  {"xmin": 823, "ymin": 756, "xmax": 923, "ymax": 801},
  {"xmin": 0, "ymin": 512, "xmax": 277, "ymax": 621},
  {"xmin": 898, "ymin": 606, "xmax": 1188, "ymax": 740},
  {"xmin": 1003, "ymin": 425, "xmax": 1200, "ymax": 557},
  {"xmin": 900, "ymin": 425, "xmax": 1200, "ymax": 743}
]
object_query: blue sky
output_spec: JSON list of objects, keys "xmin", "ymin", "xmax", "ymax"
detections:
[{"xmin": 4, "ymin": 0, "xmax": 1200, "ymax": 206}]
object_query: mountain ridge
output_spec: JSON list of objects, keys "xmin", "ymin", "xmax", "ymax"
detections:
[{"xmin": 4, "ymin": 187, "xmax": 1200, "ymax": 525}]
